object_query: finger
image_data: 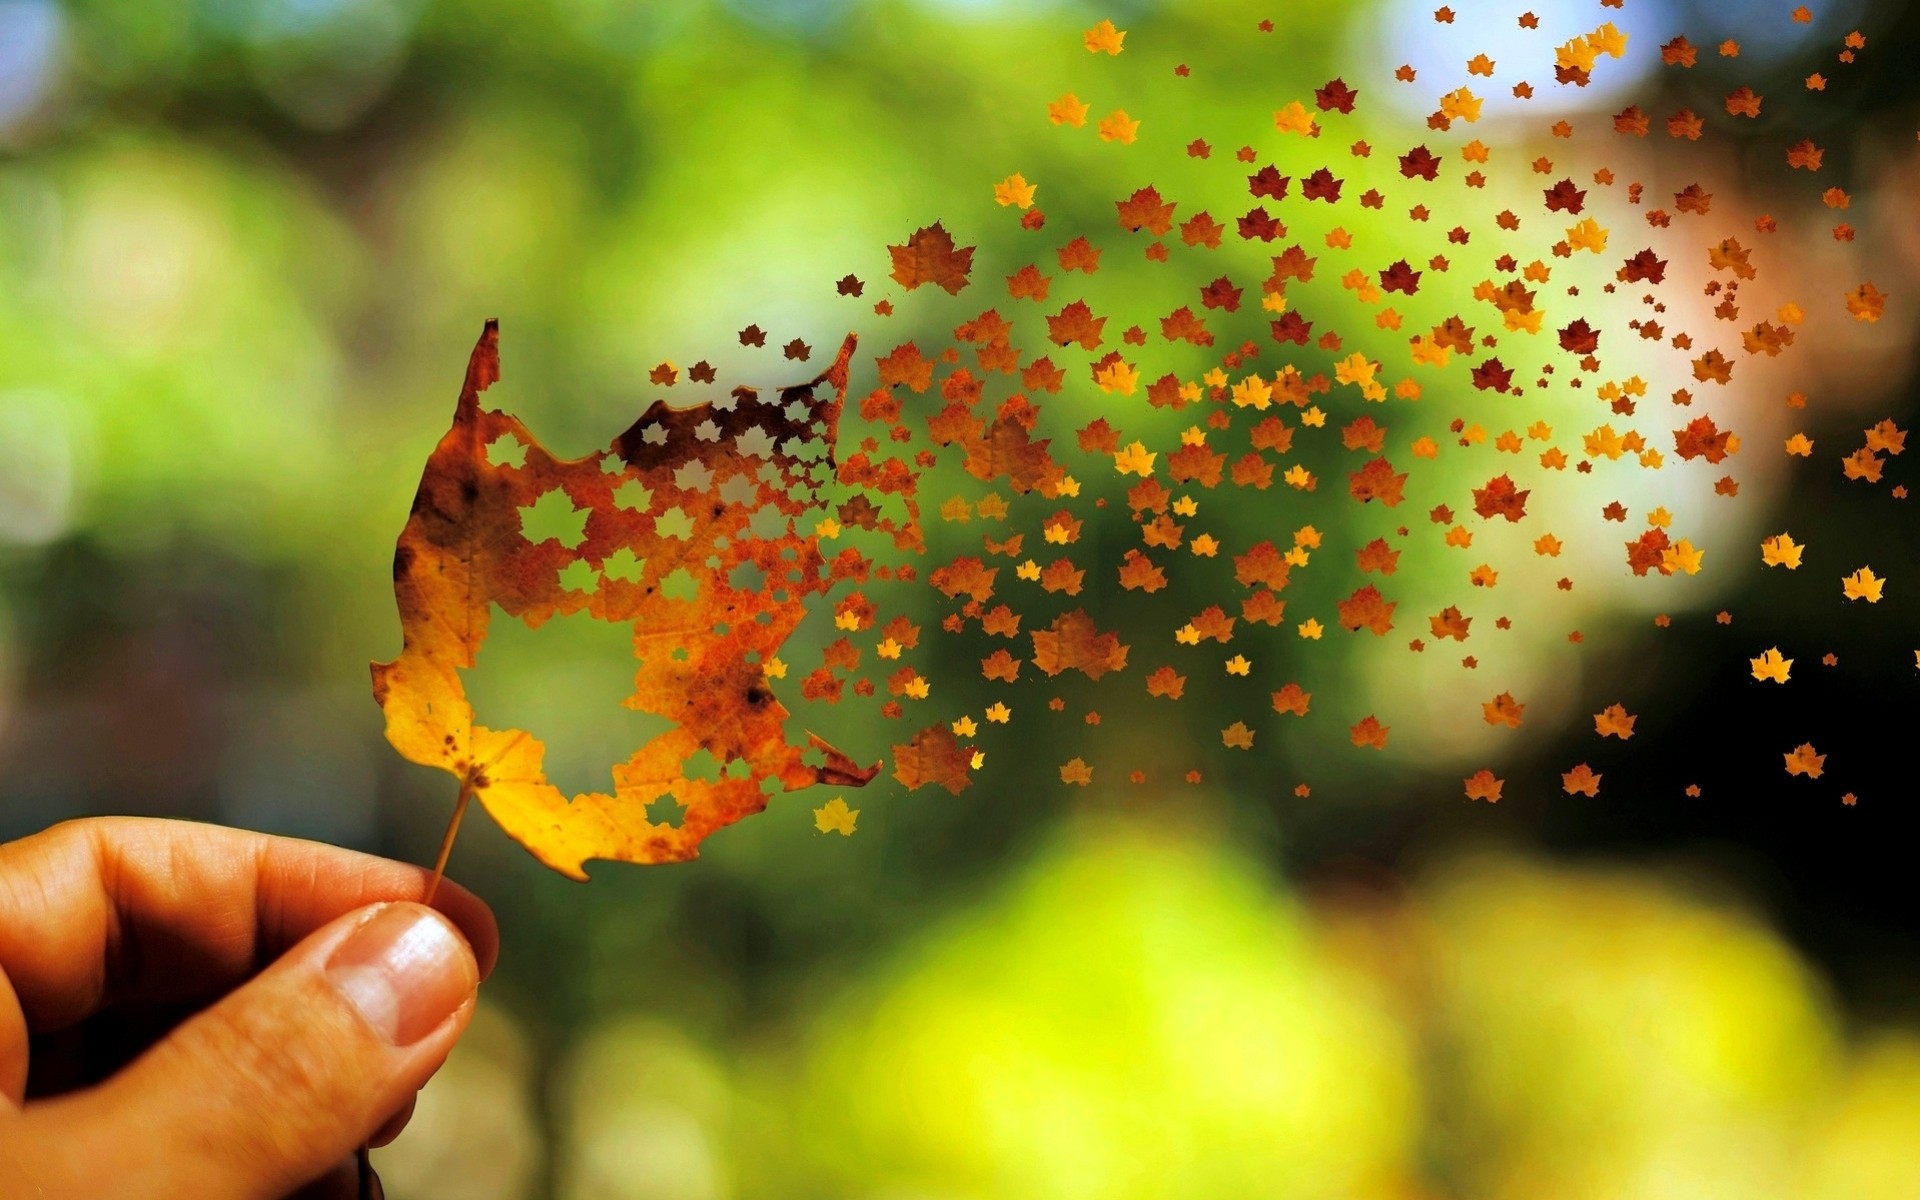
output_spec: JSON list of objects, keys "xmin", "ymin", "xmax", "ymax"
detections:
[
  {"xmin": 367, "ymin": 1095, "xmax": 416, "ymax": 1148},
  {"xmin": 14, "ymin": 901, "xmax": 477, "ymax": 1200},
  {"xmin": 0, "ymin": 969, "xmax": 22, "ymax": 1106},
  {"xmin": 284, "ymin": 1156, "xmax": 363, "ymax": 1200},
  {"xmin": 0, "ymin": 817, "xmax": 497, "ymax": 1032}
]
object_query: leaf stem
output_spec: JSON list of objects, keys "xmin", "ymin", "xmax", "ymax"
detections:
[{"xmin": 423, "ymin": 782, "xmax": 474, "ymax": 907}]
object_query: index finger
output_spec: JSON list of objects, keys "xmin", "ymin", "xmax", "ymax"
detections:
[{"xmin": 0, "ymin": 816, "xmax": 498, "ymax": 1035}]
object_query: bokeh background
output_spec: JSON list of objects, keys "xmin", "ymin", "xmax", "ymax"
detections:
[{"xmin": 3, "ymin": 0, "xmax": 1920, "ymax": 1195}]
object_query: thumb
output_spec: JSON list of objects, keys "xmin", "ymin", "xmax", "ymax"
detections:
[{"xmin": 24, "ymin": 902, "xmax": 479, "ymax": 1200}]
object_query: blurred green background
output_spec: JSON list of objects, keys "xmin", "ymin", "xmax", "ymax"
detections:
[{"xmin": 3, "ymin": 0, "xmax": 1920, "ymax": 1195}]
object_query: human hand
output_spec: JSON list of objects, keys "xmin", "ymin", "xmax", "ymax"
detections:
[{"xmin": 0, "ymin": 817, "xmax": 498, "ymax": 1199}]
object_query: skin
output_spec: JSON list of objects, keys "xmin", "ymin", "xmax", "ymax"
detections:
[{"xmin": 0, "ymin": 817, "xmax": 498, "ymax": 1200}]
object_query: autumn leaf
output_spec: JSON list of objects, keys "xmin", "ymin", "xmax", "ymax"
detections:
[
  {"xmin": 373, "ymin": 321, "xmax": 879, "ymax": 880},
  {"xmin": 1471, "ymin": 474, "xmax": 1530, "ymax": 522},
  {"xmin": 1463, "ymin": 770, "xmax": 1503, "ymax": 802},
  {"xmin": 1846, "ymin": 282, "xmax": 1887, "ymax": 322},
  {"xmin": 1593, "ymin": 703, "xmax": 1637, "ymax": 740},
  {"xmin": 1784, "ymin": 742, "xmax": 1826, "ymax": 779},
  {"xmin": 1335, "ymin": 584, "xmax": 1397, "ymax": 635},
  {"xmin": 1760, "ymin": 533, "xmax": 1803, "ymax": 569},
  {"xmin": 1272, "ymin": 683, "xmax": 1310, "ymax": 715},
  {"xmin": 993, "ymin": 173, "xmax": 1037, "ymax": 209},
  {"xmin": 1481, "ymin": 692, "xmax": 1525, "ymax": 728},
  {"xmin": 894, "ymin": 723, "xmax": 974, "ymax": 794},
  {"xmin": 1750, "ymin": 647, "xmax": 1792, "ymax": 683},
  {"xmin": 813, "ymin": 797, "xmax": 859, "ymax": 835},
  {"xmin": 889, "ymin": 222, "xmax": 976, "ymax": 294},
  {"xmin": 1031, "ymin": 609, "xmax": 1130, "ymax": 679},
  {"xmin": 1083, "ymin": 18, "xmax": 1125, "ymax": 55},
  {"xmin": 1561, "ymin": 763, "xmax": 1601, "ymax": 797},
  {"xmin": 1349, "ymin": 715, "xmax": 1390, "ymax": 749},
  {"xmin": 1841, "ymin": 566, "xmax": 1885, "ymax": 603}
]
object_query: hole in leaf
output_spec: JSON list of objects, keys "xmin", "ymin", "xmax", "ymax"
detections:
[
  {"xmin": 461, "ymin": 604, "xmax": 674, "ymax": 799},
  {"xmin": 520, "ymin": 488, "xmax": 588, "ymax": 548},
  {"xmin": 613, "ymin": 479, "xmax": 653, "ymax": 511},
  {"xmin": 659, "ymin": 567, "xmax": 699, "ymax": 603},
  {"xmin": 601, "ymin": 547, "xmax": 646, "ymax": 583},
  {"xmin": 654, "ymin": 506, "xmax": 695, "ymax": 541}
]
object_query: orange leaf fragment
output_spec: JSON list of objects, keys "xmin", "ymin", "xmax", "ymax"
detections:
[
  {"xmin": 895, "ymin": 724, "xmax": 974, "ymax": 794},
  {"xmin": 1593, "ymin": 703, "xmax": 1637, "ymax": 739},
  {"xmin": 1784, "ymin": 742, "xmax": 1826, "ymax": 779},
  {"xmin": 1561, "ymin": 763, "xmax": 1601, "ymax": 796},
  {"xmin": 888, "ymin": 222, "xmax": 976, "ymax": 295},
  {"xmin": 1031, "ymin": 610, "xmax": 1131, "ymax": 679},
  {"xmin": 1349, "ymin": 715, "xmax": 1390, "ymax": 749}
]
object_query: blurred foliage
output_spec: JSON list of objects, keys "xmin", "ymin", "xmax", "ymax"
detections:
[{"xmin": 3, "ymin": 0, "xmax": 1919, "ymax": 1195}]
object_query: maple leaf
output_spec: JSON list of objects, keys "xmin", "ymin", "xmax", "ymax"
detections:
[
  {"xmin": 1336, "ymin": 584, "xmax": 1397, "ymax": 635},
  {"xmin": 372, "ymin": 322, "xmax": 879, "ymax": 879},
  {"xmin": 813, "ymin": 797, "xmax": 859, "ymax": 835},
  {"xmin": 1561, "ymin": 763, "xmax": 1602, "ymax": 797},
  {"xmin": 1470, "ymin": 358, "xmax": 1514, "ymax": 392},
  {"xmin": 1047, "ymin": 93, "xmax": 1090, "ymax": 127},
  {"xmin": 1543, "ymin": 178, "xmax": 1586, "ymax": 214},
  {"xmin": 1246, "ymin": 166, "xmax": 1290, "ymax": 202},
  {"xmin": 1273, "ymin": 101, "xmax": 1318, "ymax": 135},
  {"xmin": 1398, "ymin": 145, "xmax": 1441, "ymax": 180},
  {"xmin": 1841, "ymin": 566, "xmax": 1884, "ymax": 603},
  {"xmin": 1750, "ymin": 647, "xmax": 1792, "ymax": 683},
  {"xmin": 1593, "ymin": 703, "xmax": 1637, "ymax": 740},
  {"xmin": 1482, "ymin": 692, "xmax": 1525, "ymax": 728},
  {"xmin": 1625, "ymin": 528, "xmax": 1671, "ymax": 576},
  {"xmin": 1301, "ymin": 168, "xmax": 1343, "ymax": 202},
  {"xmin": 1620, "ymin": 249, "xmax": 1667, "ymax": 283},
  {"xmin": 1429, "ymin": 606, "xmax": 1472, "ymax": 641},
  {"xmin": 1047, "ymin": 300, "xmax": 1107, "ymax": 350},
  {"xmin": 1846, "ymin": 283, "xmax": 1887, "ymax": 323},
  {"xmin": 1237, "ymin": 207, "xmax": 1282, "ymax": 242},
  {"xmin": 1348, "ymin": 457, "xmax": 1408, "ymax": 506},
  {"xmin": 1379, "ymin": 260, "xmax": 1422, "ymax": 294},
  {"xmin": 1865, "ymin": 419, "xmax": 1906, "ymax": 454},
  {"xmin": 1471, "ymin": 474, "xmax": 1530, "ymax": 522},
  {"xmin": 1146, "ymin": 665, "xmax": 1186, "ymax": 698},
  {"xmin": 1315, "ymin": 77, "xmax": 1358, "ymax": 113},
  {"xmin": 889, "ymin": 222, "xmax": 976, "ymax": 294},
  {"xmin": 1031, "ymin": 610, "xmax": 1130, "ymax": 679},
  {"xmin": 1083, "ymin": 18, "xmax": 1125, "ymax": 55},
  {"xmin": 1057, "ymin": 237, "xmax": 1102, "ymax": 273},
  {"xmin": 1116, "ymin": 185, "xmax": 1176, "ymax": 235},
  {"xmin": 1463, "ymin": 769, "xmax": 1503, "ymax": 802},
  {"xmin": 1786, "ymin": 140, "xmax": 1824, "ymax": 170},
  {"xmin": 1097, "ymin": 110, "xmax": 1140, "ymax": 144},
  {"xmin": 1673, "ymin": 416, "xmax": 1737, "ymax": 463},
  {"xmin": 894, "ymin": 724, "xmax": 973, "ymax": 794},
  {"xmin": 1272, "ymin": 683, "xmax": 1311, "ymax": 716},
  {"xmin": 1349, "ymin": 715, "xmax": 1390, "ymax": 749},
  {"xmin": 994, "ymin": 173, "xmax": 1037, "ymax": 209},
  {"xmin": 1060, "ymin": 757, "xmax": 1094, "ymax": 785},
  {"xmin": 1784, "ymin": 742, "xmax": 1825, "ymax": 779}
]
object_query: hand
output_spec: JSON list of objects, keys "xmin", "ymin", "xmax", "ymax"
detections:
[{"xmin": 0, "ymin": 817, "xmax": 499, "ymax": 1199}]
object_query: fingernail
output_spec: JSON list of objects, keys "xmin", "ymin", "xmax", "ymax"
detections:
[{"xmin": 326, "ymin": 904, "xmax": 476, "ymax": 1046}]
